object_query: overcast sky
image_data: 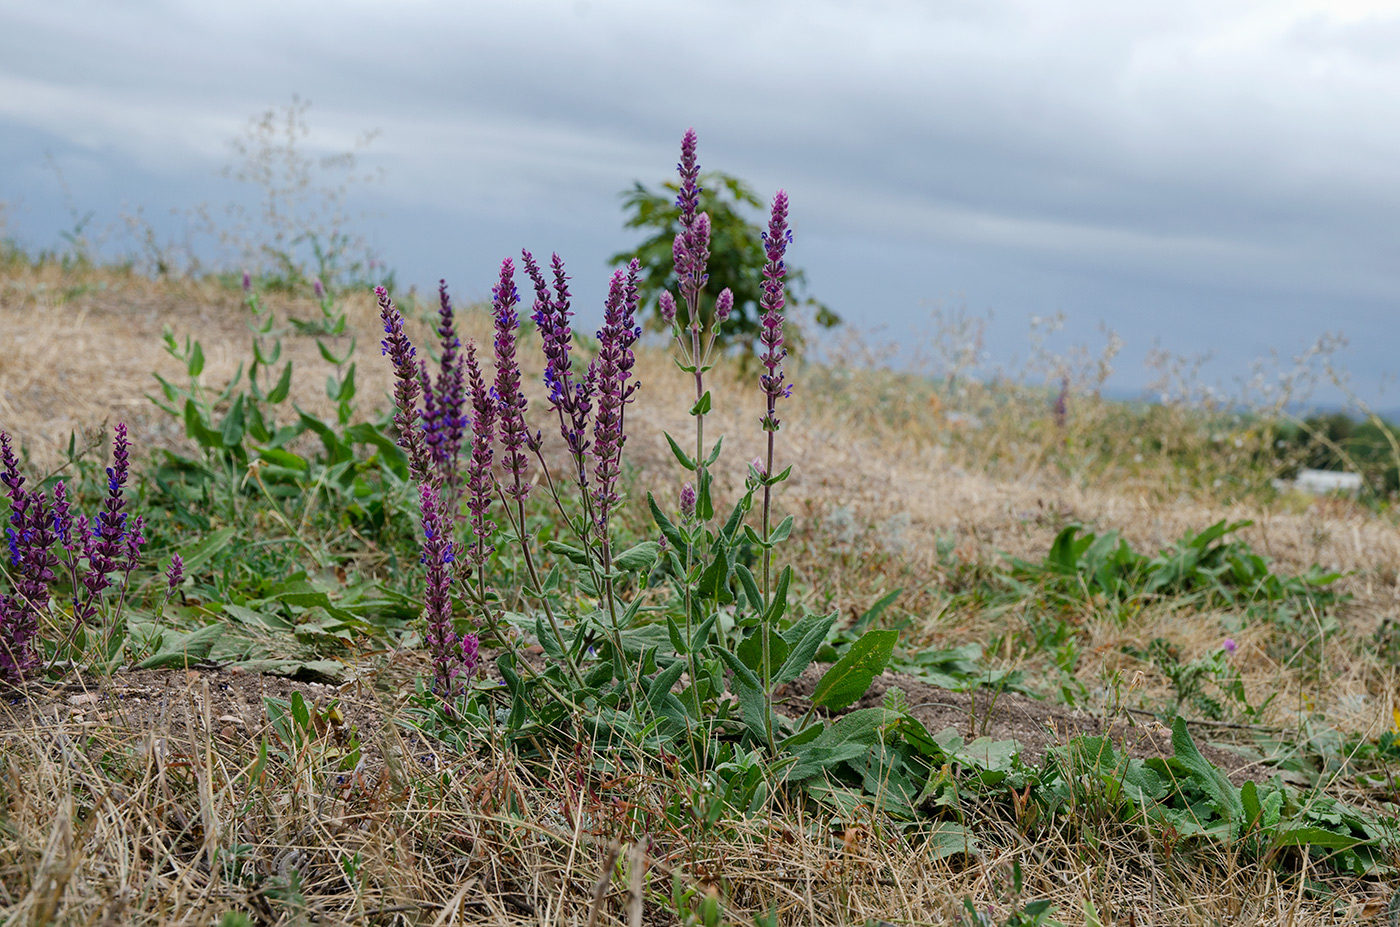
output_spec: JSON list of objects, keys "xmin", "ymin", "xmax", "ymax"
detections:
[{"xmin": 3, "ymin": 0, "xmax": 1399, "ymax": 408}]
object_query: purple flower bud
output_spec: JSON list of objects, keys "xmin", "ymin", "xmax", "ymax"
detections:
[
  {"xmin": 752, "ymin": 457, "xmax": 766, "ymax": 478},
  {"xmin": 715, "ymin": 288, "xmax": 733, "ymax": 323},
  {"xmin": 680, "ymin": 482, "xmax": 696, "ymax": 519},
  {"xmin": 492, "ymin": 259, "xmax": 532, "ymax": 502},
  {"xmin": 659, "ymin": 291, "xmax": 677, "ymax": 325},
  {"xmin": 166, "ymin": 552, "xmax": 184, "ymax": 592},
  {"xmin": 1223, "ymin": 638, "xmax": 1238, "ymax": 654},
  {"xmin": 242, "ymin": 270, "xmax": 251, "ymax": 293},
  {"xmin": 313, "ymin": 278, "xmax": 324, "ymax": 300}
]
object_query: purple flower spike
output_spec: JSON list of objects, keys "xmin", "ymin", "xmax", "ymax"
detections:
[
  {"xmin": 659, "ymin": 291, "xmax": 677, "ymax": 325},
  {"xmin": 377, "ymin": 286, "xmax": 433, "ymax": 486},
  {"xmin": 241, "ymin": 270, "xmax": 251, "ymax": 294},
  {"xmin": 418, "ymin": 483, "xmax": 462, "ymax": 698},
  {"xmin": 591, "ymin": 262, "xmax": 642, "ymax": 529},
  {"xmin": 166, "ymin": 552, "xmax": 184, "ymax": 592},
  {"xmin": 523, "ymin": 250, "xmax": 592, "ymax": 461},
  {"xmin": 492, "ymin": 259, "xmax": 532, "ymax": 502},
  {"xmin": 759, "ymin": 191, "xmax": 792, "ymax": 434},
  {"xmin": 680, "ymin": 482, "xmax": 696, "ymax": 519},
  {"xmin": 0, "ymin": 431, "xmax": 52, "ymax": 682},
  {"xmin": 673, "ymin": 130, "xmax": 711, "ymax": 319},
  {"xmin": 463, "ymin": 341, "xmax": 496, "ymax": 569},
  {"xmin": 422, "ymin": 280, "xmax": 467, "ymax": 490},
  {"xmin": 313, "ymin": 278, "xmax": 325, "ymax": 300},
  {"xmin": 715, "ymin": 288, "xmax": 734, "ymax": 323}
]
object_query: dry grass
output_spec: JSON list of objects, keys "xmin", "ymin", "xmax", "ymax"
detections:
[{"xmin": 1, "ymin": 260, "xmax": 1398, "ymax": 924}]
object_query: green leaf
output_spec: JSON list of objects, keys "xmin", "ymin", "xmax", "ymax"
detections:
[
  {"xmin": 764, "ymin": 565, "xmax": 793, "ymax": 625},
  {"xmin": 545, "ymin": 540, "xmax": 592, "ymax": 567},
  {"xmin": 774, "ymin": 611, "xmax": 837, "ymax": 686},
  {"xmin": 784, "ymin": 708, "xmax": 899, "ymax": 780},
  {"xmin": 177, "ymin": 526, "xmax": 237, "ymax": 576},
  {"xmin": 663, "ymin": 432, "xmax": 697, "ymax": 471},
  {"xmin": 1272, "ymin": 825, "xmax": 1362, "ymax": 850},
  {"xmin": 768, "ymin": 515, "xmax": 793, "ymax": 545},
  {"xmin": 1170, "ymin": 717, "xmax": 1243, "ymax": 834},
  {"xmin": 220, "ymin": 394, "xmax": 246, "ymax": 448},
  {"xmin": 266, "ymin": 362, "xmax": 294, "ymax": 404},
  {"xmin": 187, "ymin": 340, "xmax": 205, "ymax": 377},
  {"xmin": 613, "ymin": 540, "xmax": 659, "ymax": 573},
  {"xmin": 853, "ymin": 588, "xmax": 902, "ymax": 634},
  {"xmin": 736, "ymin": 628, "xmax": 788, "ymax": 676},
  {"xmin": 704, "ymin": 434, "xmax": 725, "ymax": 467},
  {"xmin": 647, "ymin": 492, "xmax": 686, "ymax": 552},
  {"xmin": 183, "ymin": 399, "xmax": 224, "ymax": 451},
  {"xmin": 810, "ymin": 629, "xmax": 898, "ymax": 712},
  {"xmin": 136, "ymin": 624, "xmax": 225, "ymax": 669},
  {"xmin": 736, "ymin": 563, "xmax": 763, "ymax": 613},
  {"xmin": 717, "ymin": 648, "xmax": 769, "ymax": 743}
]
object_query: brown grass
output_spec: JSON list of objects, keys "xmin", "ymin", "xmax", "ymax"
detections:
[{"xmin": 1, "ymin": 260, "xmax": 1398, "ymax": 924}]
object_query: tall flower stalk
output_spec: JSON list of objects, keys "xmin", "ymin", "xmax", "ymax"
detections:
[{"xmin": 757, "ymin": 189, "xmax": 793, "ymax": 753}]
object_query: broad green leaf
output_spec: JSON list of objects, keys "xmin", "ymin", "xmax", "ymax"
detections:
[
  {"xmin": 774, "ymin": 611, "xmax": 838, "ymax": 686},
  {"xmin": 135, "ymin": 623, "xmax": 224, "ymax": 669},
  {"xmin": 187, "ymin": 340, "xmax": 205, "ymax": 377},
  {"xmin": 544, "ymin": 540, "xmax": 591, "ymax": 567},
  {"xmin": 718, "ymin": 648, "xmax": 769, "ymax": 743},
  {"xmin": 784, "ymin": 708, "xmax": 898, "ymax": 780},
  {"xmin": 810, "ymin": 629, "xmax": 898, "ymax": 712},
  {"xmin": 689, "ymin": 390, "xmax": 712, "ymax": 416},
  {"xmin": 1170, "ymin": 718, "xmax": 1244, "ymax": 834},
  {"xmin": 220, "ymin": 394, "xmax": 246, "ymax": 448},
  {"xmin": 613, "ymin": 540, "xmax": 659, "ymax": 573}
]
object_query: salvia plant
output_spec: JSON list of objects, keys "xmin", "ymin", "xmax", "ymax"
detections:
[
  {"xmin": 0, "ymin": 424, "xmax": 182, "ymax": 683},
  {"xmin": 383, "ymin": 131, "xmax": 898, "ymax": 790}
]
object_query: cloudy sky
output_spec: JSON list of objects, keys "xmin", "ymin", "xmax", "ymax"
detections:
[{"xmin": 3, "ymin": 0, "xmax": 1399, "ymax": 408}]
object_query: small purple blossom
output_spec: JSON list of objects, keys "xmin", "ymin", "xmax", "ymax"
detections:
[
  {"xmin": 166, "ymin": 552, "xmax": 184, "ymax": 593},
  {"xmin": 313, "ymin": 278, "xmax": 325, "ymax": 300},
  {"xmin": 242, "ymin": 270, "xmax": 251, "ymax": 293},
  {"xmin": 680, "ymin": 482, "xmax": 696, "ymax": 520},
  {"xmin": 715, "ymin": 288, "xmax": 733, "ymax": 323},
  {"xmin": 377, "ymin": 286, "xmax": 433, "ymax": 486},
  {"xmin": 1223, "ymin": 638, "xmax": 1238, "ymax": 654},
  {"xmin": 659, "ymin": 291, "xmax": 677, "ymax": 325}
]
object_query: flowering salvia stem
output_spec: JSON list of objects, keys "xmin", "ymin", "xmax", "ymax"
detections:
[{"xmin": 757, "ymin": 189, "xmax": 792, "ymax": 755}]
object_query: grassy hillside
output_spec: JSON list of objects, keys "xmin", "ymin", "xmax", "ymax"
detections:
[{"xmin": 0, "ymin": 243, "xmax": 1397, "ymax": 925}]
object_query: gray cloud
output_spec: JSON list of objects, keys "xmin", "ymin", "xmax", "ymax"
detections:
[{"xmin": 3, "ymin": 0, "xmax": 1398, "ymax": 403}]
